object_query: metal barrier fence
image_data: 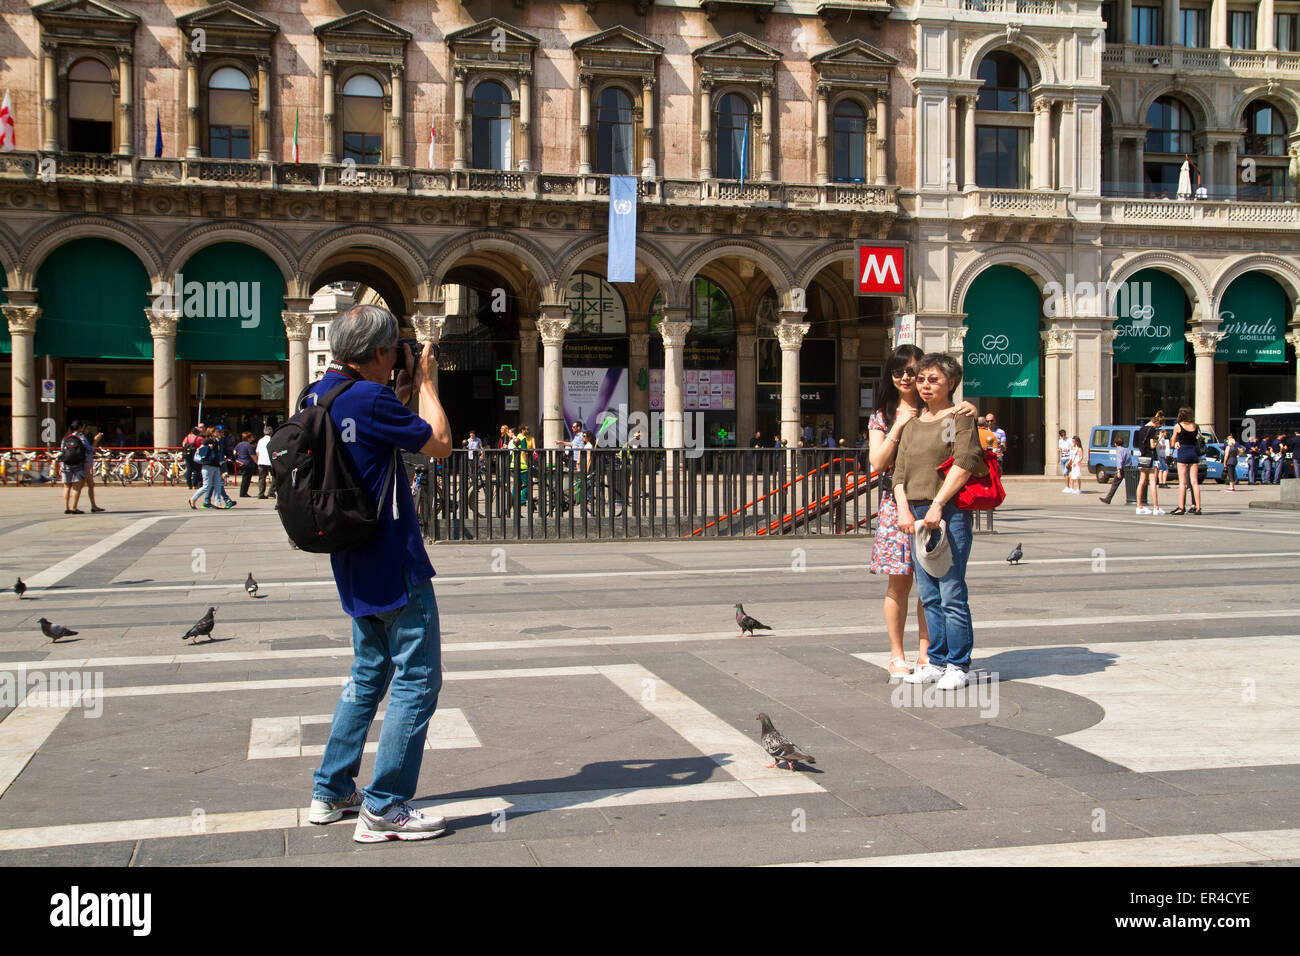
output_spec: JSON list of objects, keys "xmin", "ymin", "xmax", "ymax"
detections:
[
  {"xmin": 2, "ymin": 447, "xmax": 195, "ymax": 487},
  {"xmin": 410, "ymin": 448, "xmax": 996, "ymax": 541}
]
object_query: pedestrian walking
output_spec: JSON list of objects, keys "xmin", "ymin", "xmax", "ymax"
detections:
[
  {"xmin": 77, "ymin": 423, "xmax": 107, "ymax": 512},
  {"xmin": 255, "ymin": 425, "xmax": 275, "ymax": 498},
  {"xmin": 1170, "ymin": 406, "xmax": 1203, "ymax": 514},
  {"xmin": 304, "ymin": 304, "xmax": 453, "ymax": 843},
  {"xmin": 868, "ymin": 344, "xmax": 977, "ymax": 682},
  {"xmin": 189, "ymin": 427, "xmax": 235, "ymax": 509},
  {"xmin": 58, "ymin": 420, "xmax": 89, "ymax": 514},
  {"xmin": 1134, "ymin": 411, "xmax": 1165, "ymax": 515},
  {"xmin": 182, "ymin": 426, "xmax": 203, "ymax": 488},
  {"xmin": 234, "ymin": 431, "xmax": 257, "ymax": 497},
  {"xmin": 893, "ymin": 353, "xmax": 986, "ymax": 691},
  {"xmin": 1222, "ymin": 434, "xmax": 1239, "ymax": 491},
  {"xmin": 1098, "ymin": 435, "xmax": 1134, "ymax": 504}
]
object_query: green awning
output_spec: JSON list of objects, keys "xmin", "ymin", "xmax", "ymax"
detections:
[
  {"xmin": 1217, "ymin": 272, "xmax": 1288, "ymax": 363},
  {"xmin": 35, "ymin": 239, "xmax": 152, "ymax": 359},
  {"xmin": 1112, "ymin": 268, "xmax": 1188, "ymax": 364},
  {"xmin": 962, "ymin": 265, "xmax": 1040, "ymax": 398},
  {"xmin": 174, "ymin": 242, "xmax": 287, "ymax": 362},
  {"xmin": 0, "ymin": 274, "xmax": 9, "ymax": 355}
]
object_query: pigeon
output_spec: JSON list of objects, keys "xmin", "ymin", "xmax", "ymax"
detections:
[
  {"xmin": 245, "ymin": 573, "xmax": 258, "ymax": 598},
  {"xmin": 734, "ymin": 603, "xmax": 772, "ymax": 639},
  {"xmin": 1006, "ymin": 542, "xmax": 1023, "ymax": 565},
  {"xmin": 757, "ymin": 713, "xmax": 815, "ymax": 771},
  {"xmin": 39, "ymin": 618, "xmax": 77, "ymax": 642},
  {"xmin": 183, "ymin": 607, "xmax": 216, "ymax": 644},
  {"xmin": 13, "ymin": 577, "xmax": 26, "ymax": 599}
]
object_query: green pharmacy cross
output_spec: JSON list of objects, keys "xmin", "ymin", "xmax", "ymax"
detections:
[
  {"xmin": 716, "ymin": 427, "xmax": 728, "ymax": 441},
  {"xmin": 495, "ymin": 364, "xmax": 518, "ymax": 386}
]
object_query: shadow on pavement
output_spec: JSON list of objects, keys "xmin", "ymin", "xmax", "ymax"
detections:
[{"xmin": 978, "ymin": 646, "xmax": 1120, "ymax": 681}]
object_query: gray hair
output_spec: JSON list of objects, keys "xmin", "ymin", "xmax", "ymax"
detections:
[{"xmin": 329, "ymin": 304, "xmax": 399, "ymax": 364}]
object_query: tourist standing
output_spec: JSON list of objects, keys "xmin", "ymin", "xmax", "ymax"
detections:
[
  {"xmin": 1170, "ymin": 406, "xmax": 1203, "ymax": 514},
  {"xmin": 1134, "ymin": 411, "xmax": 1165, "ymax": 515},
  {"xmin": 1066, "ymin": 435, "xmax": 1084, "ymax": 493},
  {"xmin": 1057, "ymin": 429, "xmax": 1071, "ymax": 491},
  {"xmin": 234, "ymin": 431, "xmax": 257, "ymax": 498},
  {"xmin": 58, "ymin": 421, "xmax": 88, "ymax": 515},
  {"xmin": 255, "ymin": 426, "xmax": 275, "ymax": 498},
  {"xmin": 1222, "ymin": 435, "xmax": 1239, "ymax": 491}
]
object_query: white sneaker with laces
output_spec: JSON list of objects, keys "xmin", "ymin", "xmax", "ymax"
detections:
[
  {"xmin": 935, "ymin": 665, "xmax": 969, "ymax": 691},
  {"xmin": 1136, "ymin": 507, "xmax": 1152, "ymax": 515},
  {"xmin": 902, "ymin": 662, "xmax": 943, "ymax": 684},
  {"xmin": 1152, "ymin": 508, "xmax": 1167, "ymax": 515},
  {"xmin": 309, "ymin": 788, "xmax": 363, "ymax": 825},
  {"xmin": 354, "ymin": 803, "xmax": 448, "ymax": 843}
]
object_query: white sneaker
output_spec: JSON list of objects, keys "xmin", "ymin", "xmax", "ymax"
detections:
[
  {"xmin": 1061, "ymin": 487, "xmax": 1072, "ymax": 493},
  {"xmin": 353, "ymin": 803, "xmax": 448, "ymax": 843},
  {"xmin": 308, "ymin": 788, "xmax": 363, "ymax": 825},
  {"xmin": 902, "ymin": 663, "xmax": 943, "ymax": 684},
  {"xmin": 1152, "ymin": 508, "xmax": 1167, "ymax": 515},
  {"xmin": 935, "ymin": 665, "xmax": 969, "ymax": 691},
  {"xmin": 1136, "ymin": 507, "xmax": 1152, "ymax": 515}
]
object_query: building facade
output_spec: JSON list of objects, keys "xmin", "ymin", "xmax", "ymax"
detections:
[{"xmin": 1, "ymin": 0, "xmax": 1297, "ymax": 472}]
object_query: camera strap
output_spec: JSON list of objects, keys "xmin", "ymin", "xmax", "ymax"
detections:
[{"xmin": 327, "ymin": 361, "xmax": 365, "ymax": 381}]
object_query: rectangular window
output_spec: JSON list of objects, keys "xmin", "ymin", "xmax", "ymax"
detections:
[
  {"xmin": 1229, "ymin": 10, "xmax": 1256, "ymax": 48},
  {"xmin": 976, "ymin": 126, "xmax": 1028, "ymax": 189},
  {"xmin": 1101, "ymin": 2, "xmax": 1120, "ymax": 43},
  {"xmin": 1180, "ymin": 8, "xmax": 1208, "ymax": 46},
  {"xmin": 1133, "ymin": 6, "xmax": 1162, "ymax": 45},
  {"xmin": 1277, "ymin": 13, "xmax": 1299, "ymax": 50}
]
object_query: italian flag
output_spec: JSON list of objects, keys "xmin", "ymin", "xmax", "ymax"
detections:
[
  {"xmin": 0, "ymin": 90, "xmax": 14, "ymax": 152},
  {"xmin": 428, "ymin": 121, "xmax": 436, "ymax": 169},
  {"xmin": 291, "ymin": 109, "xmax": 299, "ymax": 163}
]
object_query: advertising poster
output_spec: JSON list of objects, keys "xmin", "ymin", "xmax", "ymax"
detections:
[
  {"xmin": 648, "ymin": 370, "xmax": 735, "ymax": 410},
  {"xmin": 540, "ymin": 367, "xmax": 629, "ymax": 435}
]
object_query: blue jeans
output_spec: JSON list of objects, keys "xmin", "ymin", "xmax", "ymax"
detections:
[
  {"xmin": 313, "ymin": 574, "xmax": 442, "ymax": 814},
  {"xmin": 190, "ymin": 464, "xmax": 226, "ymax": 505},
  {"xmin": 910, "ymin": 500, "xmax": 974, "ymax": 672},
  {"xmin": 1260, "ymin": 458, "xmax": 1273, "ymax": 483}
]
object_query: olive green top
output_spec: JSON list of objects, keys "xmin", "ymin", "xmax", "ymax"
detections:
[{"xmin": 891, "ymin": 413, "xmax": 987, "ymax": 502}]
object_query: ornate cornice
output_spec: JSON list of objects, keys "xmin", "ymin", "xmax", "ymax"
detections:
[
  {"xmin": 411, "ymin": 313, "xmax": 446, "ymax": 344},
  {"xmin": 146, "ymin": 308, "xmax": 179, "ymax": 337},
  {"xmin": 658, "ymin": 320, "xmax": 691, "ymax": 348},
  {"xmin": 537, "ymin": 316, "xmax": 571, "ymax": 345},
  {"xmin": 775, "ymin": 321, "xmax": 810, "ymax": 349},
  {"xmin": 1185, "ymin": 329, "xmax": 1226, "ymax": 356},
  {"xmin": 2, "ymin": 305, "xmax": 41, "ymax": 334},
  {"xmin": 281, "ymin": 310, "xmax": 314, "ymax": 340}
]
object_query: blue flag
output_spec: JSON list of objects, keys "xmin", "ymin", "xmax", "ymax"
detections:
[
  {"xmin": 154, "ymin": 109, "xmax": 162, "ymax": 158},
  {"xmin": 606, "ymin": 176, "xmax": 637, "ymax": 284},
  {"xmin": 739, "ymin": 120, "xmax": 748, "ymax": 182}
]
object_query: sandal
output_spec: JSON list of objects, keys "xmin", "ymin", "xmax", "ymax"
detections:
[
  {"xmin": 1169, "ymin": 508, "xmax": 1185, "ymax": 515},
  {"xmin": 188, "ymin": 499, "xmax": 197, "ymax": 509},
  {"xmin": 91, "ymin": 506, "xmax": 106, "ymax": 513}
]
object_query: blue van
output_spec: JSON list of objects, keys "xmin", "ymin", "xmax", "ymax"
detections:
[{"xmin": 1088, "ymin": 424, "xmax": 1209, "ymax": 483}]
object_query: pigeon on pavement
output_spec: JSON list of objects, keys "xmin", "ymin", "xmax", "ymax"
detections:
[
  {"xmin": 757, "ymin": 713, "xmax": 815, "ymax": 771},
  {"xmin": 1007, "ymin": 542, "xmax": 1023, "ymax": 565},
  {"xmin": 183, "ymin": 607, "xmax": 216, "ymax": 644},
  {"xmin": 734, "ymin": 603, "xmax": 772, "ymax": 639},
  {"xmin": 39, "ymin": 618, "xmax": 77, "ymax": 642},
  {"xmin": 245, "ymin": 573, "xmax": 258, "ymax": 598},
  {"xmin": 13, "ymin": 577, "xmax": 26, "ymax": 599}
]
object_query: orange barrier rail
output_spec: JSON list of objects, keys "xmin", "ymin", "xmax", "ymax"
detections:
[{"xmin": 756, "ymin": 467, "xmax": 877, "ymax": 536}]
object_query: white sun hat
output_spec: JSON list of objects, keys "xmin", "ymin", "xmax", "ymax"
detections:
[{"xmin": 913, "ymin": 519, "xmax": 952, "ymax": 578}]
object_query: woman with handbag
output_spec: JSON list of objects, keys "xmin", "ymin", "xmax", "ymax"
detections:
[
  {"xmin": 868, "ymin": 345, "xmax": 977, "ymax": 682},
  {"xmin": 893, "ymin": 353, "xmax": 989, "ymax": 692},
  {"xmin": 1134, "ymin": 411, "xmax": 1165, "ymax": 516}
]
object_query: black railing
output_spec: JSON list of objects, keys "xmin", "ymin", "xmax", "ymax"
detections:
[{"xmin": 410, "ymin": 448, "xmax": 997, "ymax": 541}]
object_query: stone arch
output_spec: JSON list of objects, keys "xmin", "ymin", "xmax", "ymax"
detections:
[
  {"xmin": 1105, "ymin": 252, "xmax": 1211, "ymax": 310},
  {"xmin": 552, "ymin": 235, "xmax": 678, "ymax": 302},
  {"xmin": 429, "ymin": 230, "xmax": 556, "ymax": 302},
  {"xmin": 1229, "ymin": 86, "xmax": 1300, "ymax": 136},
  {"xmin": 0, "ymin": 226, "xmax": 21, "ymax": 282},
  {"xmin": 165, "ymin": 221, "xmax": 297, "ymax": 291},
  {"xmin": 1136, "ymin": 83, "xmax": 1215, "ymax": 132},
  {"xmin": 678, "ymin": 238, "xmax": 795, "ymax": 309},
  {"xmin": 963, "ymin": 35, "xmax": 1058, "ymax": 87},
  {"xmin": 793, "ymin": 242, "xmax": 857, "ymax": 293},
  {"xmin": 297, "ymin": 226, "xmax": 429, "ymax": 304},
  {"xmin": 18, "ymin": 215, "xmax": 162, "ymax": 290},
  {"xmin": 1211, "ymin": 254, "xmax": 1300, "ymax": 306},
  {"xmin": 951, "ymin": 244, "xmax": 1063, "ymax": 315}
]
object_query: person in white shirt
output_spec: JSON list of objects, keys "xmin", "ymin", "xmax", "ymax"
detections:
[
  {"xmin": 255, "ymin": 426, "xmax": 274, "ymax": 499},
  {"xmin": 1058, "ymin": 429, "xmax": 1072, "ymax": 492},
  {"xmin": 1067, "ymin": 435, "xmax": 1084, "ymax": 493}
]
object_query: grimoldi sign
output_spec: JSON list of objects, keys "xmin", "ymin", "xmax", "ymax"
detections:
[{"xmin": 855, "ymin": 243, "xmax": 906, "ymax": 296}]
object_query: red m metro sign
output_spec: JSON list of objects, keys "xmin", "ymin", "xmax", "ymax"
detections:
[{"xmin": 856, "ymin": 244, "xmax": 906, "ymax": 296}]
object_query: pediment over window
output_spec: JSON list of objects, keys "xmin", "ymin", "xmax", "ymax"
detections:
[
  {"xmin": 315, "ymin": 10, "xmax": 411, "ymax": 66},
  {"xmin": 34, "ymin": 0, "xmax": 139, "ymax": 43},
  {"xmin": 816, "ymin": 0, "xmax": 892, "ymax": 25},
  {"xmin": 448, "ymin": 18, "xmax": 538, "ymax": 74},
  {"xmin": 811, "ymin": 39, "xmax": 896, "ymax": 89},
  {"xmin": 177, "ymin": 2, "xmax": 277, "ymax": 54},
  {"xmin": 694, "ymin": 33, "xmax": 782, "ymax": 76},
  {"xmin": 572, "ymin": 26, "xmax": 662, "ymax": 77}
]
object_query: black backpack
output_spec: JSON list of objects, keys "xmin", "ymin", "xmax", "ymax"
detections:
[
  {"xmin": 268, "ymin": 378, "xmax": 396, "ymax": 553},
  {"xmin": 59, "ymin": 434, "xmax": 86, "ymax": 467}
]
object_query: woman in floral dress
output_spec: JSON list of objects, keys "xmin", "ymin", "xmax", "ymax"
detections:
[{"xmin": 868, "ymin": 345, "xmax": 977, "ymax": 681}]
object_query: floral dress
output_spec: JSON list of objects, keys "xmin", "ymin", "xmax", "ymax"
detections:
[{"xmin": 867, "ymin": 409, "xmax": 913, "ymax": 575}]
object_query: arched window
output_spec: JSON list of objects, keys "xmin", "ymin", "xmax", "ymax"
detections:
[
  {"xmin": 1243, "ymin": 102, "xmax": 1288, "ymax": 156},
  {"xmin": 595, "ymin": 87, "xmax": 634, "ymax": 176},
  {"xmin": 1240, "ymin": 102, "xmax": 1291, "ymax": 200},
  {"xmin": 976, "ymin": 52, "xmax": 1030, "ymax": 113},
  {"xmin": 1144, "ymin": 96, "xmax": 1195, "ymax": 197},
  {"xmin": 715, "ymin": 93, "xmax": 752, "ymax": 181},
  {"xmin": 342, "ymin": 74, "xmax": 384, "ymax": 165},
  {"xmin": 208, "ymin": 67, "xmax": 251, "ymax": 160},
  {"xmin": 832, "ymin": 99, "xmax": 867, "ymax": 183},
  {"xmin": 68, "ymin": 58, "xmax": 114, "ymax": 153},
  {"xmin": 471, "ymin": 80, "xmax": 512, "ymax": 170},
  {"xmin": 650, "ymin": 278, "xmax": 735, "ymax": 335}
]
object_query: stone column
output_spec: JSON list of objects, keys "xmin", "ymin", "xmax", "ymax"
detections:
[
  {"xmin": 1133, "ymin": 136, "xmax": 1145, "ymax": 189},
  {"xmin": 629, "ymin": 331, "xmax": 650, "ymax": 421},
  {"xmin": 3, "ymin": 305, "xmax": 39, "ymax": 449},
  {"xmin": 117, "ymin": 46, "xmax": 133, "ymax": 156},
  {"xmin": 390, "ymin": 65, "xmax": 404, "ymax": 167},
  {"xmin": 1186, "ymin": 327, "xmax": 1225, "ymax": 436},
  {"xmin": 815, "ymin": 83, "xmax": 829, "ymax": 185},
  {"xmin": 520, "ymin": 327, "xmax": 539, "ymax": 431},
  {"xmin": 186, "ymin": 53, "xmax": 200, "ymax": 159},
  {"xmin": 946, "ymin": 325, "xmax": 969, "ymax": 404},
  {"xmin": 1211, "ymin": 0, "xmax": 1227, "ymax": 47},
  {"xmin": 760, "ymin": 80, "xmax": 775, "ymax": 182},
  {"xmin": 1261, "ymin": 0, "xmax": 1277, "ymax": 48},
  {"xmin": 1166, "ymin": 0, "xmax": 1180, "ymax": 44},
  {"xmin": 659, "ymin": 311, "xmax": 690, "ymax": 450},
  {"xmin": 1121, "ymin": 0, "xmax": 1134, "ymax": 42},
  {"xmin": 256, "ymin": 56, "xmax": 271, "ymax": 162},
  {"xmin": 962, "ymin": 95, "xmax": 977, "ymax": 189},
  {"xmin": 1033, "ymin": 96, "xmax": 1052, "ymax": 189},
  {"xmin": 578, "ymin": 72, "xmax": 592, "ymax": 175},
  {"xmin": 699, "ymin": 79, "xmax": 713, "ymax": 181},
  {"xmin": 282, "ymin": 311, "xmax": 313, "ymax": 416},
  {"xmin": 146, "ymin": 309, "xmax": 180, "ymax": 448},
  {"xmin": 641, "ymin": 77, "xmax": 656, "ymax": 178},
  {"xmin": 839, "ymin": 336, "xmax": 860, "ymax": 442},
  {"xmin": 410, "ymin": 311, "xmax": 447, "ymax": 401},
  {"xmin": 42, "ymin": 42, "xmax": 57, "ymax": 152},
  {"xmin": 776, "ymin": 313, "xmax": 810, "ymax": 450},
  {"xmin": 453, "ymin": 68, "xmax": 467, "ymax": 171},
  {"xmin": 1041, "ymin": 330, "xmax": 1060, "ymax": 475},
  {"xmin": 874, "ymin": 90, "xmax": 888, "ymax": 185},
  {"xmin": 1288, "ymin": 329, "xmax": 1300, "ymax": 401},
  {"xmin": 948, "ymin": 96, "xmax": 959, "ymax": 188},
  {"xmin": 518, "ymin": 70, "xmax": 532, "ymax": 171},
  {"xmin": 322, "ymin": 61, "xmax": 336, "ymax": 165},
  {"xmin": 736, "ymin": 332, "xmax": 757, "ymax": 444},
  {"xmin": 538, "ymin": 310, "xmax": 569, "ymax": 448},
  {"xmin": 1058, "ymin": 100, "xmax": 1077, "ymax": 191}
]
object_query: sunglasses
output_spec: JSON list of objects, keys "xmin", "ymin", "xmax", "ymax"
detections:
[
  {"xmin": 891, "ymin": 367, "xmax": 919, "ymax": 379},
  {"xmin": 917, "ymin": 375, "xmax": 946, "ymax": 385}
]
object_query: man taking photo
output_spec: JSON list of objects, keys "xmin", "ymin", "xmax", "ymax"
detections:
[{"xmin": 305, "ymin": 304, "xmax": 453, "ymax": 843}]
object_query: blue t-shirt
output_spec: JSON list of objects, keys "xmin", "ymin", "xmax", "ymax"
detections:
[{"xmin": 307, "ymin": 371, "xmax": 434, "ymax": 618}]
